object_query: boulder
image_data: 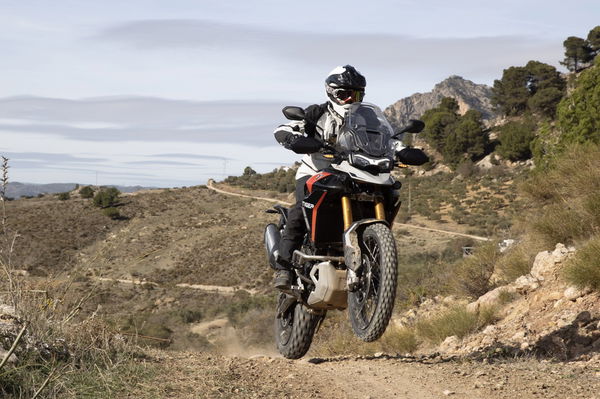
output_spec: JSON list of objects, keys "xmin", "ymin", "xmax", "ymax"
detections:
[
  {"xmin": 439, "ymin": 335, "xmax": 460, "ymax": 352},
  {"xmin": 564, "ymin": 286, "xmax": 592, "ymax": 301},
  {"xmin": 466, "ymin": 285, "xmax": 516, "ymax": 313},
  {"xmin": 530, "ymin": 243, "xmax": 574, "ymax": 281},
  {"xmin": 514, "ymin": 275, "xmax": 540, "ymax": 294}
]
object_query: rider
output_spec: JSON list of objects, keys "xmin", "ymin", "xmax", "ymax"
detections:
[{"xmin": 273, "ymin": 65, "xmax": 428, "ymax": 290}]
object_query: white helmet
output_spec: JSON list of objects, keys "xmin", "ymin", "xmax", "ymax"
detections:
[{"xmin": 325, "ymin": 65, "xmax": 366, "ymax": 117}]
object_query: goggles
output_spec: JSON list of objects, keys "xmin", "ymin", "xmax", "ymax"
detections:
[{"xmin": 333, "ymin": 88, "xmax": 365, "ymax": 104}]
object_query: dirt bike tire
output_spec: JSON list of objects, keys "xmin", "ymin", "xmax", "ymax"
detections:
[
  {"xmin": 348, "ymin": 223, "xmax": 398, "ymax": 342},
  {"xmin": 275, "ymin": 294, "xmax": 320, "ymax": 359}
]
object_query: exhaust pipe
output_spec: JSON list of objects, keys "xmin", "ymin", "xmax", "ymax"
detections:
[{"xmin": 264, "ymin": 223, "xmax": 281, "ymax": 270}]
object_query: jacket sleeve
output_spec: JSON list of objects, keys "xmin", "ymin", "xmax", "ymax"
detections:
[{"xmin": 274, "ymin": 121, "xmax": 323, "ymax": 154}]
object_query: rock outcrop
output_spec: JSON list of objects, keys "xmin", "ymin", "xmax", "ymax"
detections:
[
  {"xmin": 439, "ymin": 243, "xmax": 600, "ymax": 360},
  {"xmin": 384, "ymin": 75, "xmax": 497, "ymax": 128}
]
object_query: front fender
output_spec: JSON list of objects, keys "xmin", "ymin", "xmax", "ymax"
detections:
[{"xmin": 343, "ymin": 219, "xmax": 389, "ymax": 272}]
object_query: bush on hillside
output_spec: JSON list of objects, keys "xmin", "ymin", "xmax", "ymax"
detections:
[
  {"xmin": 93, "ymin": 187, "xmax": 120, "ymax": 208},
  {"xmin": 57, "ymin": 192, "xmax": 70, "ymax": 201},
  {"xmin": 225, "ymin": 166, "xmax": 296, "ymax": 193},
  {"xmin": 102, "ymin": 207, "xmax": 121, "ymax": 219},
  {"xmin": 564, "ymin": 235, "xmax": 600, "ymax": 290},
  {"xmin": 454, "ymin": 242, "xmax": 501, "ymax": 298},
  {"xmin": 415, "ymin": 305, "xmax": 498, "ymax": 344},
  {"xmin": 521, "ymin": 143, "xmax": 600, "ymax": 245},
  {"xmin": 79, "ymin": 185, "xmax": 95, "ymax": 199}
]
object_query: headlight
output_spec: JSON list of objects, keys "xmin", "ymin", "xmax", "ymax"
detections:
[
  {"xmin": 378, "ymin": 159, "xmax": 392, "ymax": 171},
  {"xmin": 351, "ymin": 154, "xmax": 371, "ymax": 168},
  {"xmin": 350, "ymin": 154, "xmax": 393, "ymax": 172}
]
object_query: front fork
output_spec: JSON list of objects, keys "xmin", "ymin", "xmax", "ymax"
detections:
[
  {"xmin": 342, "ymin": 195, "xmax": 386, "ymax": 291},
  {"xmin": 341, "ymin": 195, "xmax": 386, "ymax": 229}
]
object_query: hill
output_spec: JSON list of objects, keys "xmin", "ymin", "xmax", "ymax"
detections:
[
  {"xmin": 5, "ymin": 181, "xmax": 151, "ymax": 199},
  {"xmin": 384, "ymin": 75, "xmax": 497, "ymax": 128}
]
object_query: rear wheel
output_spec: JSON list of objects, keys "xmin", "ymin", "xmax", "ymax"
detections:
[
  {"xmin": 348, "ymin": 223, "xmax": 398, "ymax": 342},
  {"xmin": 275, "ymin": 293, "xmax": 321, "ymax": 359}
]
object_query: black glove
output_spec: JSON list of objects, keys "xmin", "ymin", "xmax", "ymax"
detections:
[
  {"xmin": 396, "ymin": 148, "xmax": 429, "ymax": 166},
  {"xmin": 303, "ymin": 103, "xmax": 327, "ymax": 137}
]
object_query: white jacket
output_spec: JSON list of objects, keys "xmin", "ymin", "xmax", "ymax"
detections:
[{"xmin": 274, "ymin": 104, "xmax": 405, "ymax": 180}]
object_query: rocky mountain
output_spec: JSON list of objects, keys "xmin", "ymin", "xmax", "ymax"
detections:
[{"xmin": 384, "ymin": 75, "xmax": 497, "ymax": 128}]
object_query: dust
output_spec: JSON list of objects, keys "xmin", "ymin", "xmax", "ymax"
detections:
[{"xmin": 190, "ymin": 317, "xmax": 279, "ymax": 358}]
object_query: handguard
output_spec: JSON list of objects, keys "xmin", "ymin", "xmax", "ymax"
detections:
[{"xmin": 396, "ymin": 148, "xmax": 429, "ymax": 166}]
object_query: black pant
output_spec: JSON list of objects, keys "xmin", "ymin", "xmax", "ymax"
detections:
[{"xmin": 277, "ymin": 176, "xmax": 310, "ymax": 270}]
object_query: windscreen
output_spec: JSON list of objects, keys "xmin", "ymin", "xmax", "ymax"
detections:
[{"xmin": 337, "ymin": 103, "xmax": 394, "ymax": 157}]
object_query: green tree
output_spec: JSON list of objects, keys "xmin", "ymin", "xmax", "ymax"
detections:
[
  {"xmin": 528, "ymin": 87, "xmax": 564, "ymax": 117},
  {"xmin": 492, "ymin": 66, "xmax": 530, "ymax": 116},
  {"xmin": 442, "ymin": 110, "xmax": 487, "ymax": 167},
  {"xmin": 561, "ymin": 36, "xmax": 593, "ymax": 72},
  {"xmin": 243, "ymin": 166, "xmax": 257, "ymax": 176},
  {"xmin": 492, "ymin": 61, "xmax": 565, "ymax": 117},
  {"xmin": 496, "ymin": 119, "xmax": 536, "ymax": 161},
  {"xmin": 557, "ymin": 61, "xmax": 600, "ymax": 146},
  {"xmin": 587, "ymin": 26, "xmax": 600, "ymax": 55},
  {"xmin": 421, "ymin": 97, "xmax": 459, "ymax": 152}
]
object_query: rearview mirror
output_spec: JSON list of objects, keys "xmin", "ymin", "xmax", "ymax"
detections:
[{"xmin": 282, "ymin": 106, "xmax": 305, "ymax": 121}]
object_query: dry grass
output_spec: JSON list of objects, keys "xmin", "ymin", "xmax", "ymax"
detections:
[
  {"xmin": 564, "ymin": 235, "xmax": 600, "ymax": 290},
  {"xmin": 493, "ymin": 238, "xmax": 545, "ymax": 284},
  {"xmin": 453, "ymin": 242, "xmax": 501, "ymax": 298},
  {"xmin": 0, "ymin": 158, "xmax": 153, "ymax": 398},
  {"xmin": 415, "ymin": 305, "xmax": 498, "ymax": 345},
  {"xmin": 521, "ymin": 143, "xmax": 600, "ymax": 246}
]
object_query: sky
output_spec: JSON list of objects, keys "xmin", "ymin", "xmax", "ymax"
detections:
[{"xmin": 0, "ymin": 0, "xmax": 598, "ymax": 187}]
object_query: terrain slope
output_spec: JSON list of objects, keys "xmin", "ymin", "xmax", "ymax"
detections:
[{"xmin": 4, "ymin": 185, "xmax": 600, "ymax": 398}]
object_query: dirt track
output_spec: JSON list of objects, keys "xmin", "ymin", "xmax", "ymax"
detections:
[
  {"xmin": 141, "ymin": 351, "xmax": 600, "ymax": 398},
  {"xmin": 206, "ymin": 180, "xmax": 490, "ymax": 242}
]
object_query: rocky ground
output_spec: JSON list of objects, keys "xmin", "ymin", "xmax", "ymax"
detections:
[{"xmin": 129, "ymin": 350, "xmax": 600, "ymax": 399}]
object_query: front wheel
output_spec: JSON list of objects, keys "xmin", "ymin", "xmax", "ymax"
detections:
[
  {"xmin": 348, "ymin": 223, "xmax": 398, "ymax": 342},
  {"xmin": 275, "ymin": 294, "xmax": 321, "ymax": 359}
]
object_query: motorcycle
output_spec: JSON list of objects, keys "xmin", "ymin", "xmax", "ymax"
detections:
[{"xmin": 264, "ymin": 102, "xmax": 425, "ymax": 359}]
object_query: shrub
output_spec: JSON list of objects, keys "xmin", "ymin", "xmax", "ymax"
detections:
[
  {"xmin": 57, "ymin": 192, "xmax": 70, "ymax": 201},
  {"xmin": 79, "ymin": 185, "xmax": 95, "ymax": 199},
  {"xmin": 456, "ymin": 159, "xmax": 479, "ymax": 178},
  {"xmin": 379, "ymin": 326, "xmax": 419, "ymax": 354},
  {"xmin": 415, "ymin": 305, "xmax": 496, "ymax": 344},
  {"xmin": 93, "ymin": 187, "xmax": 120, "ymax": 208},
  {"xmin": 493, "ymin": 243, "xmax": 535, "ymax": 283},
  {"xmin": 564, "ymin": 236, "xmax": 600, "ymax": 290},
  {"xmin": 454, "ymin": 242, "xmax": 501, "ymax": 298},
  {"xmin": 521, "ymin": 143, "xmax": 600, "ymax": 245},
  {"xmin": 103, "ymin": 207, "xmax": 121, "ymax": 219}
]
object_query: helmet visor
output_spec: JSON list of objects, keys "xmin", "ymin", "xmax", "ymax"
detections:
[{"xmin": 333, "ymin": 88, "xmax": 365, "ymax": 104}]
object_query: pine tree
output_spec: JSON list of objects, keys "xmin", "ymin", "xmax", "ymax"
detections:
[
  {"xmin": 587, "ymin": 26, "xmax": 600, "ymax": 56},
  {"xmin": 561, "ymin": 36, "xmax": 593, "ymax": 72}
]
